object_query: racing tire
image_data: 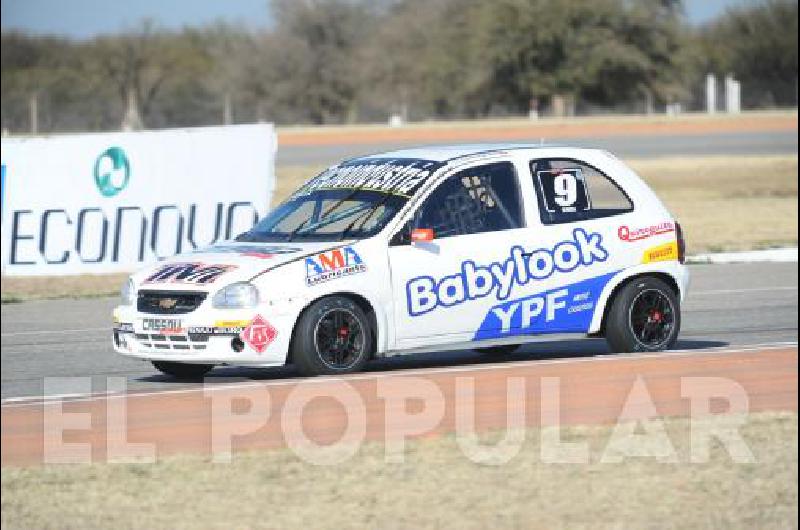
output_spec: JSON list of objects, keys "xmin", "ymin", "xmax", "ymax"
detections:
[
  {"xmin": 292, "ymin": 296, "xmax": 374, "ymax": 376},
  {"xmin": 151, "ymin": 361, "xmax": 214, "ymax": 379},
  {"xmin": 605, "ymin": 276, "xmax": 681, "ymax": 354},
  {"xmin": 476, "ymin": 344, "xmax": 521, "ymax": 355}
]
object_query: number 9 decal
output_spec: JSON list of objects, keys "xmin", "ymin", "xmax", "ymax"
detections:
[
  {"xmin": 553, "ymin": 173, "xmax": 577, "ymax": 207},
  {"xmin": 536, "ymin": 168, "xmax": 591, "ymax": 214}
]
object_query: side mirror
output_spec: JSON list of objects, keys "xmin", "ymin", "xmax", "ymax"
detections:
[{"xmin": 411, "ymin": 228, "xmax": 435, "ymax": 243}]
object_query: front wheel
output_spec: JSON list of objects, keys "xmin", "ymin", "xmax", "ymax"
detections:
[
  {"xmin": 605, "ymin": 276, "xmax": 680, "ymax": 353},
  {"xmin": 151, "ymin": 361, "xmax": 214, "ymax": 379},
  {"xmin": 291, "ymin": 296, "xmax": 373, "ymax": 376}
]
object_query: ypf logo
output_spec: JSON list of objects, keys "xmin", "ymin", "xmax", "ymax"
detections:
[{"xmin": 94, "ymin": 146, "xmax": 130, "ymax": 197}]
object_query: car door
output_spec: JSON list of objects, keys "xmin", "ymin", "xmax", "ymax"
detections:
[
  {"xmin": 387, "ymin": 160, "xmax": 528, "ymax": 349},
  {"xmin": 472, "ymin": 156, "xmax": 636, "ymax": 341}
]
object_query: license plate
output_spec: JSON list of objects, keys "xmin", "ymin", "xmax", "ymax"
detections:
[{"xmin": 140, "ymin": 318, "xmax": 184, "ymax": 334}]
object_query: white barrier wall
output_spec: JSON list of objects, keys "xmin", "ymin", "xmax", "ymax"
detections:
[{"xmin": 0, "ymin": 124, "xmax": 276, "ymax": 276}]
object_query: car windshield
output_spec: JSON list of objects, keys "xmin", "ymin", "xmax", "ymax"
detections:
[{"xmin": 237, "ymin": 158, "xmax": 444, "ymax": 243}]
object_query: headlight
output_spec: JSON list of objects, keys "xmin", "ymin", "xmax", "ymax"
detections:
[
  {"xmin": 120, "ymin": 278, "xmax": 135, "ymax": 306},
  {"xmin": 213, "ymin": 282, "xmax": 260, "ymax": 309}
]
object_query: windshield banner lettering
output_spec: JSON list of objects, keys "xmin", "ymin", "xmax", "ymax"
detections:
[{"xmin": 297, "ymin": 158, "xmax": 444, "ymax": 198}]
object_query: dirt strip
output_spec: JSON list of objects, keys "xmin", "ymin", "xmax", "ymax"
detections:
[
  {"xmin": 277, "ymin": 114, "xmax": 798, "ymax": 146},
  {"xmin": 1, "ymin": 347, "xmax": 796, "ymax": 466}
]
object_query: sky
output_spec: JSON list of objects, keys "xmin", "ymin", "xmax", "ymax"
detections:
[{"xmin": 1, "ymin": 0, "xmax": 761, "ymax": 39}]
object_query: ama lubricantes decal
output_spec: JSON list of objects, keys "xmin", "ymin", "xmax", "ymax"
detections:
[
  {"xmin": 305, "ymin": 246, "xmax": 366, "ymax": 286},
  {"xmin": 473, "ymin": 272, "xmax": 618, "ymax": 340},
  {"xmin": 406, "ymin": 228, "xmax": 608, "ymax": 317}
]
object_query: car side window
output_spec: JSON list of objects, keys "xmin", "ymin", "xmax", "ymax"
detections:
[
  {"xmin": 531, "ymin": 158, "xmax": 633, "ymax": 224},
  {"xmin": 414, "ymin": 162, "xmax": 523, "ymax": 239}
]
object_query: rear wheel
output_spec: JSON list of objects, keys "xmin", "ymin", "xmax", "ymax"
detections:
[
  {"xmin": 151, "ymin": 361, "xmax": 213, "ymax": 379},
  {"xmin": 291, "ymin": 296, "xmax": 373, "ymax": 376},
  {"xmin": 605, "ymin": 276, "xmax": 680, "ymax": 353}
]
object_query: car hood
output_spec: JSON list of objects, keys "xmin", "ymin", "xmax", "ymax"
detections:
[{"xmin": 131, "ymin": 241, "xmax": 351, "ymax": 290}]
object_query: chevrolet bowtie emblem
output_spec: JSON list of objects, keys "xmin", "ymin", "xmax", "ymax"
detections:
[{"xmin": 158, "ymin": 298, "xmax": 178, "ymax": 310}]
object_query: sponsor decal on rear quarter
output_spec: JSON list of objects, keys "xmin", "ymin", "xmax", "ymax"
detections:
[
  {"xmin": 642, "ymin": 241, "xmax": 679, "ymax": 263},
  {"xmin": 618, "ymin": 222, "xmax": 675, "ymax": 242}
]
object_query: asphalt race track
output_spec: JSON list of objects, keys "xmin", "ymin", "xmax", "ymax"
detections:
[{"xmin": 1, "ymin": 262, "xmax": 797, "ymax": 401}]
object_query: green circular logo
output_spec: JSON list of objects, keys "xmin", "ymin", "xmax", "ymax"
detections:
[{"xmin": 94, "ymin": 146, "xmax": 130, "ymax": 197}]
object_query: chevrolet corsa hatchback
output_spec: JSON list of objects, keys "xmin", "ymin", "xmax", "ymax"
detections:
[{"xmin": 113, "ymin": 145, "xmax": 689, "ymax": 378}]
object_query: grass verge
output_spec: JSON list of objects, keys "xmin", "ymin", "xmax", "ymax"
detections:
[
  {"xmin": 1, "ymin": 274, "xmax": 127, "ymax": 304},
  {"xmin": 2, "ymin": 411, "xmax": 796, "ymax": 529},
  {"xmin": 628, "ymin": 155, "xmax": 797, "ymax": 253}
]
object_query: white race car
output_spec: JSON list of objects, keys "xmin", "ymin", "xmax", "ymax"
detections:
[{"xmin": 113, "ymin": 144, "xmax": 689, "ymax": 378}]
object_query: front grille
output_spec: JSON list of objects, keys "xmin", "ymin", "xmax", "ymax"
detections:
[
  {"xmin": 137, "ymin": 290, "xmax": 207, "ymax": 315},
  {"xmin": 134, "ymin": 333, "xmax": 209, "ymax": 351}
]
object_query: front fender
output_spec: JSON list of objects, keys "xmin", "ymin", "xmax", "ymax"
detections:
[
  {"xmin": 292, "ymin": 288, "xmax": 391, "ymax": 356},
  {"xmin": 254, "ymin": 254, "xmax": 392, "ymax": 357}
]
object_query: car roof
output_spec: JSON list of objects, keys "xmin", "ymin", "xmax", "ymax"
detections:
[{"xmin": 351, "ymin": 143, "xmax": 596, "ymax": 163}]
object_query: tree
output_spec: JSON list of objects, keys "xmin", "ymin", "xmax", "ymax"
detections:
[
  {"xmin": 193, "ymin": 22, "xmax": 257, "ymax": 124},
  {"xmin": 464, "ymin": 0, "xmax": 688, "ymax": 114},
  {"xmin": 84, "ymin": 20, "xmax": 179, "ymax": 129},
  {"xmin": 266, "ymin": 0, "xmax": 377, "ymax": 124},
  {"xmin": 1, "ymin": 32, "xmax": 77, "ymax": 132},
  {"xmin": 3, "ymin": 0, "xmax": 795, "ymax": 131},
  {"xmin": 696, "ymin": 0, "xmax": 798, "ymax": 107},
  {"xmin": 359, "ymin": 0, "xmax": 478, "ymax": 119}
]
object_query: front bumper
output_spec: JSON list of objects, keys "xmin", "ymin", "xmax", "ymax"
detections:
[{"xmin": 112, "ymin": 304, "xmax": 294, "ymax": 367}]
